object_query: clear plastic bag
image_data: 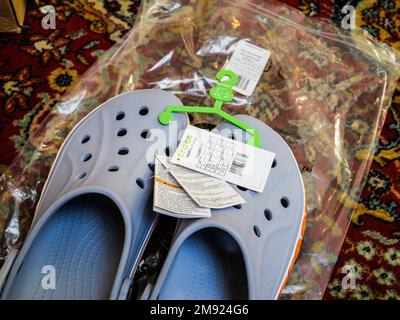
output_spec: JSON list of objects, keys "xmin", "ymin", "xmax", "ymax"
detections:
[{"xmin": 1, "ymin": 0, "xmax": 399, "ymax": 299}]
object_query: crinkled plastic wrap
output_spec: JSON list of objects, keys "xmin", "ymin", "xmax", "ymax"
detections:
[{"xmin": 1, "ymin": 0, "xmax": 399, "ymax": 299}]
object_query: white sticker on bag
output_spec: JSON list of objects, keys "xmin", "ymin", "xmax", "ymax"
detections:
[
  {"xmin": 171, "ymin": 125, "xmax": 275, "ymax": 193},
  {"xmin": 225, "ymin": 41, "xmax": 270, "ymax": 96}
]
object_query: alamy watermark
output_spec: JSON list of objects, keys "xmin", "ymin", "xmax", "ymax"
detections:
[
  {"xmin": 41, "ymin": 265, "xmax": 56, "ymax": 290},
  {"xmin": 40, "ymin": 5, "xmax": 56, "ymax": 30},
  {"xmin": 341, "ymin": 5, "xmax": 356, "ymax": 30},
  {"xmin": 35, "ymin": 3, "xmax": 360, "ymax": 296},
  {"xmin": 38, "ymin": 4, "xmax": 357, "ymax": 33},
  {"xmin": 341, "ymin": 265, "xmax": 356, "ymax": 290}
]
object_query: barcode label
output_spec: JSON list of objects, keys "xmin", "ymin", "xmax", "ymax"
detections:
[
  {"xmin": 171, "ymin": 125, "xmax": 276, "ymax": 193},
  {"xmin": 237, "ymin": 76, "xmax": 250, "ymax": 91},
  {"xmin": 229, "ymin": 152, "xmax": 249, "ymax": 176},
  {"xmin": 225, "ymin": 41, "xmax": 271, "ymax": 96}
]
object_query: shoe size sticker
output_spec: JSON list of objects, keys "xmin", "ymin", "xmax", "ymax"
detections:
[
  {"xmin": 225, "ymin": 41, "xmax": 271, "ymax": 96},
  {"xmin": 171, "ymin": 125, "xmax": 275, "ymax": 193}
]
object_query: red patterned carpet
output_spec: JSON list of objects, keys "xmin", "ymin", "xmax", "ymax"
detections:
[{"xmin": 0, "ymin": 0, "xmax": 399, "ymax": 299}]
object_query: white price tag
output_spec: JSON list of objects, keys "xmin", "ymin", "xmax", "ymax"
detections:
[
  {"xmin": 171, "ymin": 125, "xmax": 275, "ymax": 193},
  {"xmin": 225, "ymin": 41, "xmax": 270, "ymax": 96},
  {"xmin": 153, "ymin": 156, "xmax": 211, "ymax": 218},
  {"xmin": 158, "ymin": 156, "xmax": 245, "ymax": 209}
]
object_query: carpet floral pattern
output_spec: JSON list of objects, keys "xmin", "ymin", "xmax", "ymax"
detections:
[{"xmin": 0, "ymin": 0, "xmax": 398, "ymax": 299}]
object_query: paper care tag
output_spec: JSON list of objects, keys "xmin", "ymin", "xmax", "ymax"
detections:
[
  {"xmin": 225, "ymin": 41, "xmax": 270, "ymax": 96},
  {"xmin": 158, "ymin": 155, "xmax": 245, "ymax": 209},
  {"xmin": 171, "ymin": 126, "xmax": 275, "ymax": 193},
  {"xmin": 153, "ymin": 156, "xmax": 211, "ymax": 218}
]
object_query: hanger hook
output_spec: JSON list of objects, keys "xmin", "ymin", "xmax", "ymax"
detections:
[{"xmin": 215, "ymin": 70, "xmax": 238, "ymax": 87}]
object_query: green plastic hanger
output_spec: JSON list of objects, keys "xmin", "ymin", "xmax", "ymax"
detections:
[{"xmin": 158, "ymin": 70, "xmax": 261, "ymax": 147}]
